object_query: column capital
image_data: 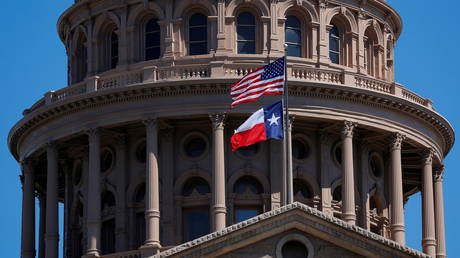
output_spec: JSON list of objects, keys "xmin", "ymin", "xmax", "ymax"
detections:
[
  {"xmin": 433, "ymin": 166, "xmax": 445, "ymax": 182},
  {"xmin": 85, "ymin": 127, "xmax": 100, "ymax": 139},
  {"xmin": 143, "ymin": 118, "xmax": 158, "ymax": 130},
  {"xmin": 20, "ymin": 158, "xmax": 36, "ymax": 175},
  {"xmin": 209, "ymin": 113, "xmax": 226, "ymax": 130},
  {"xmin": 389, "ymin": 132, "xmax": 406, "ymax": 151},
  {"xmin": 341, "ymin": 121, "xmax": 357, "ymax": 139},
  {"xmin": 422, "ymin": 148, "xmax": 434, "ymax": 165},
  {"xmin": 159, "ymin": 127, "xmax": 175, "ymax": 141},
  {"xmin": 44, "ymin": 141, "xmax": 58, "ymax": 151}
]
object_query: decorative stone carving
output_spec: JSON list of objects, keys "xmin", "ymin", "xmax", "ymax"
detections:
[
  {"xmin": 422, "ymin": 148, "xmax": 434, "ymax": 165},
  {"xmin": 209, "ymin": 113, "xmax": 226, "ymax": 130},
  {"xmin": 341, "ymin": 121, "xmax": 357, "ymax": 139},
  {"xmin": 389, "ymin": 132, "xmax": 406, "ymax": 151},
  {"xmin": 433, "ymin": 166, "xmax": 444, "ymax": 182}
]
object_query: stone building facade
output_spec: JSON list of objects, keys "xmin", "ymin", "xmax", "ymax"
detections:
[{"xmin": 10, "ymin": 0, "xmax": 453, "ymax": 257}]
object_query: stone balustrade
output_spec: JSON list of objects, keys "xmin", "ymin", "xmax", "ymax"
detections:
[
  {"xmin": 23, "ymin": 57, "xmax": 433, "ymax": 115},
  {"xmin": 99, "ymin": 250, "xmax": 141, "ymax": 258}
]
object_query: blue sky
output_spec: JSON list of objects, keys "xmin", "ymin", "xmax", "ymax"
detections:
[{"xmin": 0, "ymin": 0, "xmax": 458, "ymax": 257}]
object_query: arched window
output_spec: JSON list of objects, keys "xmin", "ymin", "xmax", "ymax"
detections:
[
  {"xmin": 329, "ymin": 24, "xmax": 340, "ymax": 64},
  {"xmin": 101, "ymin": 190, "xmax": 116, "ymax": 255},
  {"xmin": 364, "ymin": 27, "xmax": 379, "ymax": 77},
  {"xmin": 189, "ymin": 13, "xmax": 208, "ymax": 55},
  {"xmin": 282, "ymin": 240, "xmax": 309, "ymax": 258},
  {"xmin": 233, "ymin": 176, "xmax": 264, "ymax": 223},
  {"xmin": 110, "ymin": 30, "xmax": 119, "ymax": 69},
  {"xmin": 237, "ymin": 12, "xmax": 256, "ymax": 54},
  {"xmin": 73, "ymin": 33, "xmax": 87, "ymax": 83},
  {"xmin": 285, "ymin": 15, "xmax": 302, "ymax": 57},
  {"xmin": 145, "ymin": 19, "xmax": 160, "ymax": 60},
  {"xmin": 182, "ymin": 177, "xmax": 211, "ymax": 241}
]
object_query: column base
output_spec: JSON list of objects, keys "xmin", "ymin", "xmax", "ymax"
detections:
[
  {"xmin": 139, "ymin": 243, "xmax": 161, "ymax": 257},
  {"xmin": 82, "ymin": 253, "xmax": 100, "ymax": 258},
  {"xmin": 341, "ymin": 212, "xmax": 356, "ymax": 225}
]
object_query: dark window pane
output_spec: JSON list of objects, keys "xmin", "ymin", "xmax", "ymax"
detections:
[
  {"xmin": 237, "ymin": 27, "xmax": 255, "ymax": 41},
  {"xmin": 190, "ymin": 13, "xmax": 207, "ymax": 26},
  {"xmin": 146, "ymin": 33, "xmax": 160, "ymax": 48},
  {"xmin": 189, "ymin": 27, "xmax": 207, "ymax": 42},
  {"xmin": 101, "ymin": 219, "xmax": 116, "ymax": 255},
  {"xmin": 135, "ymin": 212, "xmax": 146, "ymax": 248},
  {"xmin": 101, "ymin": 149, "xmax": 114, "ymax": 172},
  {"xmin": 184, "ymin": 209, "xmax": 210, "ymax": 241},
  {"xmin": 101, "ymin": 191, "xmax": 116, "ymax": 209},
  {"xmin": 235, "ymin": 208, "xmax": 260, "ymax": 223},
  {"xmin": 330, "ymin": 52, "xmax": 339, "ymax": 64},
  {"xmin": 329, "ymin": 38, "xmax": 339, "ymax": 52},
  {"xmin": 285, "ymin": 28, "xmax": 301, "ymax": 44},
  {"xmin": 286, "ymin": 16, "xmax": 300, "ymax": 28},
  {"xmin": 333, "ymin": 185, "xmax": 342, "ymax": 201},
  {"xmin": 234, "ymin": 176, "xmax": 263, "ymax": 194},
  {"xmin": 146, "ymin": 19, "xmax": 160, "ymax": 32},
  {"xmin": 146, "ymin": 47, "xmax": 160, "ymax": 60},
  {"xmin": 282, "ymin": 241, "xmax": 308, "ymax": 258},
  {"xmin": 135, "ymin": 183, "xmax": 146, "ymax": 203},
  {"xmin": 287, "ymin": 45, "xmax": 301, "ymax": 57},
  {"xmin": 238, "ymin": 42, "xmax": 255, "ymax": 54},
  {"xmin": 330, "ymin": 24, "xmax": 340, "ymax": 37},
  {"xmin": 190, "ymin": 42, "xmax": 208, "ymax": 55},
  {"xmin": 237, "ymin": 12, "xmax": 255, "ymax": 25}
]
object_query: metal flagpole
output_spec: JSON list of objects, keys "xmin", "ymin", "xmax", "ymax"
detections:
[{"xmin": 282, "ymin": 47, "xmax": 294, "ymax": 205}]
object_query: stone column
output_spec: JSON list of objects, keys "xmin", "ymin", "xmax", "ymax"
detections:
[
  {"xmin": 21, "ymin": 160, "xmax": 35, "ymax": 258},
  {"xmin": 45, "ymin": 143, "xmax": 59, "ymax": 258},
  {"xmin": 210, "ymin": 114, "xmax": 226, "ymax": 231},
  {"xmin": 422, "ymin": 149, "xmax": 436, "ymax": 257},
  {"xmin": 85, "ymin": 129, "xmax": 101, "ymax": 257},
  {"xmin": 389, "ymin": 132, "xmax": 406, "ymax": 245},
  {"xmin": 115, "ymin": 136, "xmax": 128, "ymax": 251},
  {"xmin": 38, "ymin": 195, "xmax": 46, "ymax": 258},
  {"xmin": 433, "ymin": 167, "xmax": 447, "ymax": 258},
  {"xmin": 341, "ymin": 121, "xmax": 357, "ymax": 224},
  {"xmin": 142, "ymin": 119, "xmax": 161, "ymax": 253}
]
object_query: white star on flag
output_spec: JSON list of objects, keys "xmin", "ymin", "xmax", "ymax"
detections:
[{"xmin": 267, "ymin": 113, "xmax": 280, "ymax": 126}]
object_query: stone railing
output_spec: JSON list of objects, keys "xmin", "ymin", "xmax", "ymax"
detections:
[
  {"xmin": 157, "ymin": 64, "xmax": 210, "ymax": 80},
  {"xmin": 100, "ymin": 250, "xmax": 141, "ymax": 258},
  {"xmin": 355, "ymin": 75, "xmax": 392, "ymax": 93},
  {"xmin": 291, "ymin": 67, "xmax": 343, "ymax": 84},
  {"xmin": 24, "ymin": 57, "xmax": 433, "ymax": 115}
]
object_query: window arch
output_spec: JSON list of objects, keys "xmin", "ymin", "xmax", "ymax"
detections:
[
  {"xmin": 145, "ymin": 18, "xmax": 161, "ymax": 60},
  {"xmin": 233, "ymin": 176, "xmax": 264, "ymax": 223},
  {"xmin": 285, "ymin": 15, "xmax": 302, "ymax": 57},
  {"xmin": 329, "ymin": 23, "xmax": 340, "ymax": 64},
  {"xmin": 189, "ymin": 13, "xmax": 208, "ymax": 55},
  {"xmin": 181, "ymin": 177, "xmax": 211, "ymax": 241},
  {"xmin": 237, "ymin": 12, "xmax": 256, "ymax": 54}
]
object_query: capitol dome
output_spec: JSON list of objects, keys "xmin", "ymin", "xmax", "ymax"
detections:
[{"xmin": 10, "ymin": 0, "xmax": 453, "ymax": 257}]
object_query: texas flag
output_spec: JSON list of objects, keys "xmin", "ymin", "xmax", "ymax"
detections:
[{"xmin": 231, "ymin": 101, "xmax": 283, "ymax": 151}]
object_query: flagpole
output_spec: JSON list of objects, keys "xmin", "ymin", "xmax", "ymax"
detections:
[{"xmin": 283, "ymin": 48, "xmax": 294, "ymax": 205}]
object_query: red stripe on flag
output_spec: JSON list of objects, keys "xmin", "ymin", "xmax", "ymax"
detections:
[{"xmin": 230, "ymin": 123, "xmax": 267, "ymax": 152}]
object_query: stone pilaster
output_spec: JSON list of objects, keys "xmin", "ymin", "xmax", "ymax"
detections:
[
  {"xmin": 286, "ymin": 115, "xmax": 295, "ymax": 204},
  {"xmin": 210, "ymin": 113, "xmax": 226, "ymax": 231},
  {"xmin": 115, "ymin": 135, "xmax": 128, "ymax": 251},
  {"xmin": 433, "ymin": 167, "xmax": 446, "ymax": 258},
  {"xmin": 141, "ymin": 119, "xmax": 161, "ymax": 255},
  {"xmin": 341, "ymin": 121, "xmax": 357, "ymax": 225},
  {"xmin": 389, "ymin": 132, "xmax": 406, "ymax": 245},
  {"xmin": 421, "ymin": 149, "xmax": 436, "ymax": 257},
  {"xmin": 45, "ymin": 143, "xmax": 59, "ymax": 258},
  {"xmin": 20, "ymin": 159, "xmax": 36, "ymax": 258},
  {"xmin": 160, "ymin": 127, "xmax": 175, "ymax": 246},
  {"xmin": 85, "ymin": 129, "xmax": 101, "ymax": 257},
  {"xmin": 319, "ymin": 132, "xmax": 333, "ymax": 216}
]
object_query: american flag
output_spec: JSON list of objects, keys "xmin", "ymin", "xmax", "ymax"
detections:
[{"xmin": 230, "ymin": 57, "xmax": 285, "ymax": 108}]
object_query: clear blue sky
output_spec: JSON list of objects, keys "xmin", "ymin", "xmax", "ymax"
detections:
[{"xmin": 0, "ymin": 1, "xmax": 458, "ymax": 257}]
